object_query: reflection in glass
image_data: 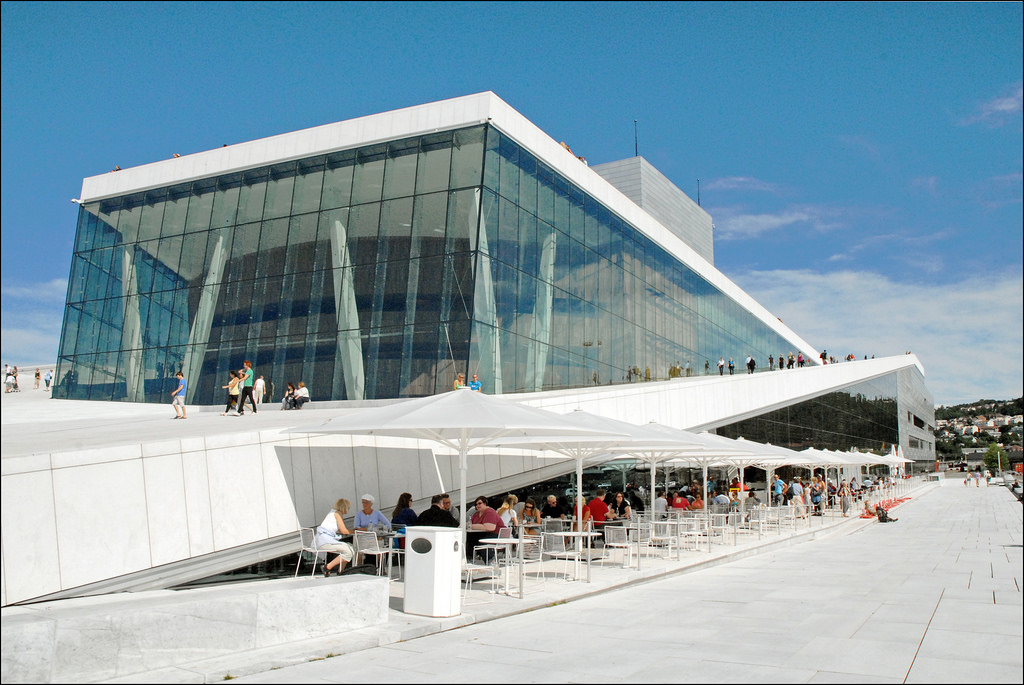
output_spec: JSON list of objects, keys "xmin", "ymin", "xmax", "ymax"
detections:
[{"xmin": 61, "ymin": 124, "xmax": 818, "ymax": 406}]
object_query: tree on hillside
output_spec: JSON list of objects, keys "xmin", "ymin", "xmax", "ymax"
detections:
[
  {"xmin": 983, "ymin": 444, "xmax": 1006, "ymax": 472},
  {"xmin": 936, "ymin": 436, "xmax": 963, "ymax": 460}
]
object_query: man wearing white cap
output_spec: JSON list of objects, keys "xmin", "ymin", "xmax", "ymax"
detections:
[{"xmin": 354, "ymin": 493, "xmax": 391, "ymax": 531}]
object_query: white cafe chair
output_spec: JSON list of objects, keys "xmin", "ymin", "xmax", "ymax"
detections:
[
  {"xmin": 650, "ymin": 521, "xmax": 679, "ymax": 560},
  {"xmin": 602, "ymin": 524, "xmax": 633, "ymax": 568},
  {"xmin": 295, "ymin": 527, "xmax": 328, "ymax": 577},
  {"xmin": 541, "ymin": 532, "xmax": 580, "ymax": 580},
  {"xmin": 354, "ymin": 530, "xmax": 396, "ymax": 579}
]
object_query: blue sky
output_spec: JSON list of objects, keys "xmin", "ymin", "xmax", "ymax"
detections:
[{"xmin": 2, "ymin": 1, "xmax": 1021, "ymax": 405}]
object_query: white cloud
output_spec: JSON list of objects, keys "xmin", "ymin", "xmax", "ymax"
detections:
[
  {"xmin": 911, "ymin": 176, "xmax": 939, "ymax": 197},
  {"xmin": 703, "ymin": 176, "xmax": 781, "ymax": 193},
  {"xmin": 732, "ymin": 268, "xmax": 1024, "ymax": 405},
  {"xmin": 0, "ymin": 326, "xmax": 60, "ymax": 366},
  {"xmin": 959, "ymin": 84, "xmax": 1023, "ymax": 127},
  {"xmin": 1, "ymin": 278, "xmax": 68, "ymax": 304},
  {"xmin": 972, "ymin": 171, "xmax": 1024, "ymax": 210},
  {"xmin": 711, "ymin": 205, "xmax": 842, "ymax": 240},
  {"xmin": 1, "ymin": 279, "xmax": 66, "ymax": 364},
  {"xmin": 836, "ymin": 134, "xmax": 884, "ymax": 163}
]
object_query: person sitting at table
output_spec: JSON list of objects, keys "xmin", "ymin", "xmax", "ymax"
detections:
[
  {"xmin": 354, "ymin": 493, "xmax": 390, "ymax": 531},
  {"xmin": 671, "ymin": 490, "xmax": 690, "ymax": 510},
  {"xmin": 440, "ymin": 492, "xmax": 461, "ymax": 523},
  {"xmin": 520, "ymin": 498, "xmax": 542, "ymax": 535},
  {"xmin": 653, "ymin": 489, "xmax": 668, "ymax": 518},
  {"xmin": 571, "ymin": 498, "xmax": 592, "ymax": 532},
  {"xmin": 413, "ymin": 494, "xmax": 459, "ymax": 527},
  {"xmin": 316, "ymin": 498, "xmax": 355, "ymax": 576},
  {"xmin": 742, "ymin": 490, "xmax": 762, "ymax": 522},
  {"xmin": 466, "ymin": 496, "xmax": 507, "ymax": 561},
  {"xmin": 557, "ymin": 495, "xmax": 572, "ymax": 514},
  {"xmin": 588, "ymin": 489, "xmax": 610, "ymax": 525},
  {"xmin": 689, "ymin": 493, "xmax": 705, "ymax": 510},
  {"xmin": 541, "ymin": 494, "xmax": 565, "ymax": 519},
  {"xmin": 390, "ymin": 492, "xmax": 418, "ymax": 528},
  {"xmin": 712, "ymin": 490, "xmax": 730, "ymax": 506},
  {"xmin": 609, "ymin": 491, "xmax": 631, "ymax": 520},
  {"xmin": 496, "ymin": 495, "xmax": 519, "ymax": 530}
]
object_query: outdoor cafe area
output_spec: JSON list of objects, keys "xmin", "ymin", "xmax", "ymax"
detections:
[
  {"xmin": 292, "ymin": 389, "xmax": 923, "ymax": 615},
  {"xmin": 304, "ymin": 472, "xmax": 928, "ymax": 615}
]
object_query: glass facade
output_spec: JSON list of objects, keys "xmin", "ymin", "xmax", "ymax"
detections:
[
  {"xmin": 55, "ymin": 124, "xmax": 798, "ymax": 405},
  {"xmin": 716, "ymin": 376, "xmax": 901, "ymax": 453}
]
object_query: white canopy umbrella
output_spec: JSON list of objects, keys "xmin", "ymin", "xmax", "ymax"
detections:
[
  {"xmin": 492, "ymin": 409, "xmax": 683, "ymax": 582},
  {"xmin": 500, "ymin": 410, "xmax": 725, "ymax": 524},
  {"xmin": 707, "ymin": 437, "xmax": 806, "ymax": 511},
  {"xmin": 604, "ymin": 422, "xmax": 753, "ymax": 515},
  {"xmin": 290, "ymin": 389, "xmax": 625, "ymax": 531}
]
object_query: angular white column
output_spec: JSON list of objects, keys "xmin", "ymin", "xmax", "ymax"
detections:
[
  {"xmin": 525, "ymin": 231, "xmax": 556, "ymax": 391},
  {"xmin": 399, "ymin": 257, "xmax": 420, "ymax": 392},
  {"xmin": 330, "ymin": 218, "xmax": 365, "ymax": 400},
  {"xmin": 472, "ymin": 189, "xmax": 502, "ymax": 394},
  {"xmin": 181, "ymin": 231, "xmax": 228, "ymax": 403},
  {"xmin": 119, "ymin": 247, "xmax": 144, "ymax": 401}
]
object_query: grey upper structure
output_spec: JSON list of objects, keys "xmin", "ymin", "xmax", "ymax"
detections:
[{"xmin": 592, "ymin": 156, "xmax": 714, "ymax": 264}]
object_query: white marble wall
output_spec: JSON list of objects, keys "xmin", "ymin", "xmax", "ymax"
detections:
[
  {"xmin": 1, "ymin": 355, "xmax": 927, "ymax": 605},
  {"xmin": 0, "ymin": 424, "xmax": 548, "ymax": 605},
  {"xmin": 1, "ymin": 575, "xmax": 388, "ymax": 683}
]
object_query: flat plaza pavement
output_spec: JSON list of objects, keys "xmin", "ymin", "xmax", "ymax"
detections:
[{"xmin": 230, "ymin": 481, "xmax": 1022, "ymax": 685}]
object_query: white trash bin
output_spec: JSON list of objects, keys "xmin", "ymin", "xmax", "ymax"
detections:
[{"xmin": 403, "ymin": 526, "xmax": 461, "ymax": 617}]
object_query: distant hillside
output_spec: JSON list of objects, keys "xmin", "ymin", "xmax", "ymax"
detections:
[{"xmin": 935, "ymin": 397, "xmax": 1024, "ymax": 421}]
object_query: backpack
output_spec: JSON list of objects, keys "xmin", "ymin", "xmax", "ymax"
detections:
[{"xmin": 337, "ymin": 563, "xmax": 380, "ymax": 576}]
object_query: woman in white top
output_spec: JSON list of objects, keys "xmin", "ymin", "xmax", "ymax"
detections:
[
  {"xmin": 316, "ymin": 498, "xmax": 355, "ymax": 576},
  {"xmin": 294, "ymin": 381, "xmax": 310, "ymax": 408},
  {"xmin": 496, "ymin": 495, "xmax": 519, "ymax": 530}
]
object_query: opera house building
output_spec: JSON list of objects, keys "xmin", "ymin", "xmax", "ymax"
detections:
[{"xmin": 2, "ymin": 93, "xmax": 934, "ymax": 606}]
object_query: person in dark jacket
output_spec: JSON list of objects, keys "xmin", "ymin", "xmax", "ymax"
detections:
[{"xmin": 413, "ymin": 494, "xmax": 459, "ymax": 527}]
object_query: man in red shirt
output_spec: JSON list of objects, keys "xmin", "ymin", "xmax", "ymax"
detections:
[
  {"xmin": 588, "ymin": 489, "xmax": 610, "ymax": 524},
  {"xmin": 466, "ymin": 495, "xmax": 506, "ymax": 561}
]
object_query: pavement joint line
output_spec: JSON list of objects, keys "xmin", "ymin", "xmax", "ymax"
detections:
[{"xmin": 902, "ymin": 587, "xmax": 945, "ymax": 684}]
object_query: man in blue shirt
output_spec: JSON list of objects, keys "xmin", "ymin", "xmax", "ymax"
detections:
[
  {"xmin": 354, "ymin": 494, "xmax": 390, "ymax": 531},
  {"xmin": 467, "ymin": 374, "xmax": 482, "ymax": 392}
]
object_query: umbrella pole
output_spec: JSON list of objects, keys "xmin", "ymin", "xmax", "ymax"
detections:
[
  {"xmin": 652, "ymin": 459, "xmax": 657, "ymax": 517},
  {"xmin": 739, "ymin": 465, "xmax": 745, "ymax": 515},
  {"xmin": 704, "ymin": 462, "xmax": 710, "ymax": 552},
  {"xmin": 577, "ymin": 456, "xmax": 585, "ymax": 582},
  {"xmin": 459, "ymin": 444, "xmax": 468, "ymax": 539}
]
